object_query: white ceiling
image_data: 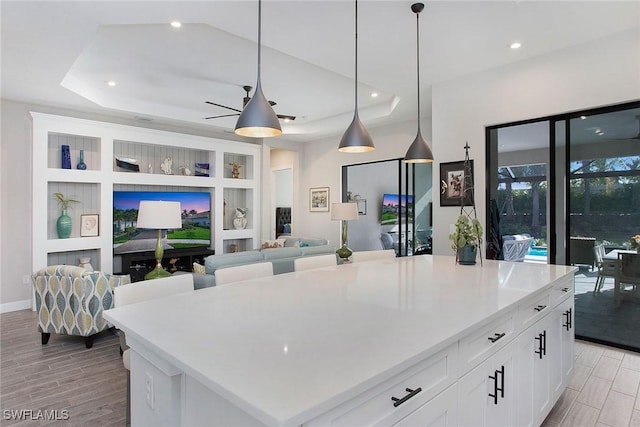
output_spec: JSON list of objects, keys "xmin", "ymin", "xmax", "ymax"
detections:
[{"xmin": 2, "ymin": 0, "xmax": 639, "ymax": 144}]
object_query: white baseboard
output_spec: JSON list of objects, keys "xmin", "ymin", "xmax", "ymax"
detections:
[{"xmin": 0, "ymin": 299, "xmax": 32, "ymax": 313}]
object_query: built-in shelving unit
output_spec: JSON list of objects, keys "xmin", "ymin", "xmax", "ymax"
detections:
[{"xmin": 32, "ymin": 113, "xmax": 261, "ymax": 274}]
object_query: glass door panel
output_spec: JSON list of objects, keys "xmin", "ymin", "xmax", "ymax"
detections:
[{"xmin": 569, "ymin": 105, "xmax": 640, "ymax": 350}]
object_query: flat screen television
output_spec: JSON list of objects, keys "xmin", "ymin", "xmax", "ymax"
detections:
[
  {"xmin": 381, "ymin": 193, "xmax": 414, "ymax": 225},
  {"xmin": 113, "ymin": 191, "xmax": 211, "ymax": 254}
]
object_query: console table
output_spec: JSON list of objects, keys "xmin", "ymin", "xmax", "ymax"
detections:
[
  {"xmin": 115, "ymin": 247, "xmax": 214, "ymax": 282},
  {"xmin": 105, "ymin": 255, "xmax": 575, "ymax": 426}
]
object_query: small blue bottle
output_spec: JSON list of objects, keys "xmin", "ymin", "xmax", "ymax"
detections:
[{"xmin": 77, "ymin": 149, "xmax": 87, "ymax": 170}]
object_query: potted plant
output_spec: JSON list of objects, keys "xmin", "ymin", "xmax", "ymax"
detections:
[
  {"xmin": 449, "ymin": 214, "xmax": 483, "ymax": 265},
  {"xmin": 54, "ymin": 192, "xmax": 79, "ymax": 239}
]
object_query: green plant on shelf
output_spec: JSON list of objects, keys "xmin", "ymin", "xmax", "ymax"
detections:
[{"xmin": 53, "ymin": 192, "xmax": 79, "ymax": 212}]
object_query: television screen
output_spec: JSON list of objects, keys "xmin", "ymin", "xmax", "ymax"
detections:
[
  {"xmin": 381, "ymin": 193, "xmax": 414, "ymax": 225},
  {"xmin": 113, "ymin": 191, "xmax": 211, "ymax": 254}
]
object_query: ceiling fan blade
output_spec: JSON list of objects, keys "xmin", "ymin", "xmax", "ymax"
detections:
[
  {"xmin": 205, "ymin": 101, "xmax": 242, "ymax": 113},
  {"xmin": 276, "ymin": 114, "xmax": 296, "ymax": 121},
  {"xmin": 204, "ymin": 113, "xmax": 241, "ymax": 120}
]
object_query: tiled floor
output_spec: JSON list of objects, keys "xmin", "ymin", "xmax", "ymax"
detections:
[{"xmin": 542, "ymin": 340, "xmax": 640, "ymax": 427}]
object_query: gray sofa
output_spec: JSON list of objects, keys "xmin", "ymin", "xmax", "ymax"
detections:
[{"xmin": 192, "ymin": 236, "xmax": 336, "ymax": 289}]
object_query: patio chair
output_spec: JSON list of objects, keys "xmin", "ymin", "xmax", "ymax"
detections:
[
  {"xmin": 615, "ymin": 252, "xmax": 640, "ymax": 306},
  {"xmin": 592, "ymin": 244, "xmax": 616, "ymax": 294},
  {"xmin": 502, "ymin": 236, "xmax": 533, "ymax": 262}
]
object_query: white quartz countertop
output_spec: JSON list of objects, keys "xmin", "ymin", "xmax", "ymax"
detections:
[{"xmin": 104, "ymin": 255, "xmax": 575, "ymax": 426}]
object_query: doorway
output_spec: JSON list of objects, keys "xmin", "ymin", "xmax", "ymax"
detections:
[{"xmin": 487, "ymin": 100, "xmax": 640, "ymax": 351}]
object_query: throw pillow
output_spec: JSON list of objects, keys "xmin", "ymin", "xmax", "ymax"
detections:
[
  {"xmin": 192, "ymin": 262, "xmax": 206, "ymax": 274},
  {"xmin": 261, "ymin": 239, "xmax": 285, "ymax": 249}
]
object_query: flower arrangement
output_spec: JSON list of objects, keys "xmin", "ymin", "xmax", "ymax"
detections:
[
  {"xmin": 630, "ymin": 234, "xmax": 640, "ymax": 251},
  {"xmin": 449, "ymin": 214, "xmax": 483, "ymax": 252}
]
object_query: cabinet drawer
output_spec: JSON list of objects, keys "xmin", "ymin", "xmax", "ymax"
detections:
[
  {"xmin": 518, "ymin": 292, "xmax": 551, "ymax": 331},
  {"xmin": 549, "ymin": 276, "xmax": 574, "ymax": 307},
  {"xmin": 459, "ymin": 309, "xmax": 516, "ymax": 374},
  {"xmin": 306, "ymin": 343, "xmax": 458, "ymax": 427}
]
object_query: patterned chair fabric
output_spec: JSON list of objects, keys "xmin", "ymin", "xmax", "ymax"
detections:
[{"xmin": 32, "ymin": 265, "xmax": 130, "ymax": 348}]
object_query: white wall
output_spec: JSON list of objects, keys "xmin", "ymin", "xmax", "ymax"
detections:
[
  {"xmin": 297, "ymin": 119, "xmax": 426, "ymax": 247},
  {"xmin": 0, "ymin": 101, "xmax": 33, "ymax": 311},
  {"xmin": 430, "ymin": 28, "xmax": 640, "ymax": 255}
]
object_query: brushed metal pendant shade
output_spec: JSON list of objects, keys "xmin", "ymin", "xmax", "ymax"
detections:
[
  {"xmin": 404, "ymin": 2, "xmax": 433, "ymax": 163},
  {"xmin": 338, "ymin": 0, "xmax": 374, "ymax": 153},
  {"xmin": 235, "ymin": 0, "xmax": 282, "ymax": 138}
]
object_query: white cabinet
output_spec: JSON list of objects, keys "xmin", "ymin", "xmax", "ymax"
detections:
[
  {"xmin": 514, "ymin": 311, "xmax": 556, "ymax": 427},
  {"xmin": 556, "ymin": 296, "xmax": 575, "ymax": 391},
  {"xmin": 392, "ymin": 384, "xmax": 458, "ymax": 427},
  {"xmin": 458, "ymin": 340, "xmax": 516, "ymax": 427},
  {"xmin": 31, "ymin": 113, "xmax": 261, "ymax": 274},
  {"xmin": 306, "ymin": 344, "xmax": 458, "ymax": 427}
]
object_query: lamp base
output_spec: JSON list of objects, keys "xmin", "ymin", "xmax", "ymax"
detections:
[
  {"xmin": 144, "ymin": 262, "xmax": 171, "ymax": 280},
  {"xmin": 336, "ymin": 245, "xmax": 353, "ymax": 261}
]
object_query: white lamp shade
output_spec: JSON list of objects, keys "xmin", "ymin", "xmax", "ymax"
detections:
[
  {"xmin": 136, "ymin": 201, "xmax": 182, "ymax": 229},
  {"xmin": 331, "ymin": 202, "xmax": 359, "ymax": 221}
]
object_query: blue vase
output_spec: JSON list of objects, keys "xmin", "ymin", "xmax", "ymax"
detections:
[
  {"xmin": 56, "ymin": 210, "xmax": 72, "ymax": 239},
  {"xmin": 61, "ymin": 145, "xmax": 71, "ymax": 169},
  {"xmin": 76, "ymin": 150, "xmax": 87, "ymax": 170}
]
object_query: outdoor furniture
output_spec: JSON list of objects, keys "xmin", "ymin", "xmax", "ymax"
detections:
[
  {"xmin": 569, "ymin": 237, "xmax": 596, "ymax": 268},
  {"xmin": 592, "ymin": 244, "xmax": 617, "ymax": 293},
  {"xmin": 502, "ymin": 235, "xmax": 533, "ymax": 262},
  {"xmin": 614, "ymin": 251, "xmax": 640, "ymax": 306}
]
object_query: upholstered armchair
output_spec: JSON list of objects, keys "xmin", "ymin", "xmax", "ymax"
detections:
[{"xmin": 32, "ymin": 265, "xmax": 130, "ymax": 348}]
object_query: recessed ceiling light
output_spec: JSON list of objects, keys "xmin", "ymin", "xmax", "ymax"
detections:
[
  {"xmin": 170, "ymin": 21, "xmax": 182, "ymax": 28},
  {"xmin": 107, "ymin": 80, "xmax": 117, "ymax": 87},
  {"xmin": 371, "ymin": 92, "xmax": 379, "ymax": 98},
  {"xmin": 510, "ymin": 42, "xmax": 522, "ymax": 50},
  {"xmin": 580, "ymin": 115, "xmax": 587, "ymax": 120}
]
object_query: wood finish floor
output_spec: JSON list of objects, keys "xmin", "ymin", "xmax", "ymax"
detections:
[
  {"xmin": 0, "ymin": 309, "xmax": 126, "ymax": 426},
  {"xmin": 1, "ymin": 309, "xmax": 639, "ymax": 426}
]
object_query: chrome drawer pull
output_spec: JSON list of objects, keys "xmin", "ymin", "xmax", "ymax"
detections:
[
  {"xmin": 534, "ymin": 305, "xmax": 547, "ymax": 312},
  {"xmin": 488, "ymin": 332, "xmax": 506, "ymax": 343},
  {"xmin": 391, "ymin": 387, "xmax": 422, "ymax": 407}
]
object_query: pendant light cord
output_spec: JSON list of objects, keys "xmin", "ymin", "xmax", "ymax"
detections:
[
  {"xmin": 415, "ymin": 8, "xmax": 421, "ymax": 133},
  {"xmin": 354, "ymin": 0, "xmax": 359, "ymax": 113},
  {"xmin": 257, "ymin": 0, "xmax": 262, "ymax": 86}
]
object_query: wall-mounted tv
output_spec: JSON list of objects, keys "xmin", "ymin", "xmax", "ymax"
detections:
[
  {"xmin": 113, "ymin": 191, "xmax": 211, "ymax": 254},
  {"xmin": 381, "ymin": 193, "xmax": 414, "ymax": 225}
]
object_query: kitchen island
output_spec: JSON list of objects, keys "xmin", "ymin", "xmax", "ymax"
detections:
[{"xmin": 104, "ymin": 255, "xmax": 576, "ymax": 426}]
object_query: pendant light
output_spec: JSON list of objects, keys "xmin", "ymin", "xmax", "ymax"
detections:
[
  {"xmin": 235, "ymin": 0, "xmax": 282, "ymax": 138},
  {"xmin": 404, "ymin": 3, "xmax": 433, "ymax": 163},
  {"xmin": 338, "ymin": 0, "xmax": 375, "ymax": 153}
]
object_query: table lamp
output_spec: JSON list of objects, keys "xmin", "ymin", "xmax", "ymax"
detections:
[
  {"xmin": 331, "ymin": 202, "xmax": 359, "ymax": 261},
  {"xmin": 136, "ymin": 200, "xmax": 182, "ymax": 280}
]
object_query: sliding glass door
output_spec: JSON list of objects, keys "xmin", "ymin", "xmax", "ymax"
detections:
[
  {"xmin": 487, "ymin": 100, "xmax": 640, "ymax": 351},
  {"xmin": 568, "ymin": 103, "xmax": 640, "ymax": 350}
]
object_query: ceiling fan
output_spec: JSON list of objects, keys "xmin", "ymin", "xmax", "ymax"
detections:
[{"xmin": 204, "ymin": 85, "xmax": 296, "ymax": 122}]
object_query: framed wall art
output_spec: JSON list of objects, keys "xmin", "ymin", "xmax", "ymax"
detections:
[
  {"xmin": 309, "ymin": 187, "xmax": 330, "ymax": 212},
  {"xmin": 440, "ymin": 160, "xmax": 474, "ymax": 206},
  {"xmin": 80, "ymin": 214, "xmax": 99, "ymax": 237}
]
